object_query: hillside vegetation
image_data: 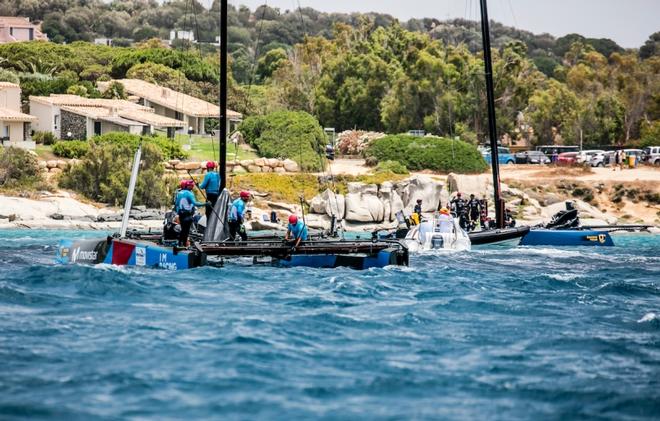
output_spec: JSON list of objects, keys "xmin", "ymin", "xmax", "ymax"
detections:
[{"xmin": 0, "ymin": 1, "xmax": 657, "ymax": 153}]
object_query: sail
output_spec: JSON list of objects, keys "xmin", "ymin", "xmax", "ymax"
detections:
[{"xmin": 203, "ymin": 188, "xmax": 232, "ymax": 242}]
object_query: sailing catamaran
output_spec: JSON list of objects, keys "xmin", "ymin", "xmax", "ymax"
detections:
[{"xmin": 56, "ymin": 0, "xmax": 409, "ymax": 270}]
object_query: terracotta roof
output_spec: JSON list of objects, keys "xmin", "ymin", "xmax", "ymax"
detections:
[
  {"xmin": 118, "ymin": 109, "xmax": 185, "ymax": 128},
  {"xmin": 115, "ymin": 79, "xmax": 242, "ymax": 119},
  {"xmin": 30, "ymin": 95, "xmax": 150, "ymax": 110},
  {"xmin": 60, "ymin": 105, "xmax": 184, "ymax": 128},
  {"xmin": 0, "ymin": 107, "xmax": 37, "ymax": 122}
]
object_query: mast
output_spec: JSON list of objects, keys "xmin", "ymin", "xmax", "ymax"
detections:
[
  {"xmin": 479, "ymin": 0, "xmax": 504, "ymax": 228},
  {"xmin": 219, "ymin": 0, "xmax": 227, "ymax": 190}
]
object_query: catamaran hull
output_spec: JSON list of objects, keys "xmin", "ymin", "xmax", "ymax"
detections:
[
  {"xmin": 274, "ymin": 247, "xmax": 408, "ymax": 269},
  {"xmin": 56, "ymin": 238, "xmax": 206, "ymax": 270},
  {"xmin": 519, "ymin": 229, "xmax": 614, "ymax": 247}
]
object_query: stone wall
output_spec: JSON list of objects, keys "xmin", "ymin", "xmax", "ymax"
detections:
[
  {"xmin": 164, "ymin": 158, "xmax": 300, "ymax": 174},
  {"xmin": 60, "ymin": 110, "xmax": 87, "ymax": 140}
]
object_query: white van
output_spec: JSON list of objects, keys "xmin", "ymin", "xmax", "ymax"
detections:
[{"xmin": 642, "ymin": 146, "xmax": 660, "ymax": 165}]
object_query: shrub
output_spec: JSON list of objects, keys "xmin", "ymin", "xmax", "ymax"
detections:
[
  {"xmin": 238, "ymin": 111, "xmax": 326, "ymax": 171},
  {"xmin": 375, "ymin": 160, "xmax": 409, "ymax": 174},
  {"xmin": 91, "ymin": 132, "xmax": 188, "ymax": 160},
  {"xmin": 53, "ymin": 140, "xmax": 90, "ymax": 158},
  {"xmin": 32, "ymin": 131, "xmax": 56, "ymax": 145},
  {"xmin": 60, "ymin": 142, "xmax": 175, "ymax": 207},
  {"xmin": 365, "ymin": 134, "xmax": 488, "ymax": 173},
  {"xmin": 0, "ymin": 68, "xmax": 20, "ymax": 84},
  {"xmin": 0, "ymin": 147, "xmax": 42, "ymax": 188},
  {"xmin": 639, "ymin": 120, "xmax": 660, "ymax": 149}
]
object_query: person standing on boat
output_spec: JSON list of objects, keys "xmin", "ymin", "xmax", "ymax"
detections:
[
  {"xmin": 411, "ymin": 199, "xmax": 422, "ymax": 225},
  {"xmin": 435, "ymin": 208, "xmax": 454, "ymax": 233},
  {"xmin": 175, "ymin": 179, "xmax": 206, "ymax": 247},
  {"xmin": 285, "ymin": 214, "xmax": 308, "ymax": 250},
  {"xmin": 467, "ymin": 194, "xmax": 481, "ymax": 231},
  {"xmin": 200, "ymin": 161, "xmax": 220, "ymax": 218},
  {"xmin": 228, "ymin": 191, "xmax": 250, "ymax": 241}
]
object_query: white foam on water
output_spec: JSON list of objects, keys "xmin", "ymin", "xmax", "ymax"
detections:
[
  {"xmin": 637, "ymin": 312, "xmax": 658, "ymax": 323},
  {"xmin": 548, "ymin": 273, "xmax": 584, "ymax": 282}
]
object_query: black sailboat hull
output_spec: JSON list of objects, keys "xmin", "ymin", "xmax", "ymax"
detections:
[{"xmin": 468, "ymin": 226, "xmax": 530, "ymax": 245}]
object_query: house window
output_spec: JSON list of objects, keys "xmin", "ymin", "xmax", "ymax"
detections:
[
  {"xmin": 2, "ymin": 125, "xmax": 10, "ymax": 139},
  {"xmin": 9, "ymin": 27, "xmax": 13, "ymax": 36},
  {"xmin": 54, "ymin": 115, "xmax": 59, "ymax": 130},
  {"xmin": 175, "ymin": 111, "xmax": 183, "ymax": 121},
  {"xmin": 94, "ymin": 121, "xmax": 101, "ymax": 136}
]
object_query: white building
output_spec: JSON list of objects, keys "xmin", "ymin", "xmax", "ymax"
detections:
[
  {"xmin": 0, "ymin": 17, "xmax": 48, "ymax": 44},
  {"xmin": 0, "ymin": 82, "xmax": 36, "ymax": 149},
  {"xmin": 169, "ymin": 30, "xmax": 195, "ymax": 44},
  {"xmin": 103, "ymin": 79, "xmax": 242, "ymax": 135},
  {"xmin": 29, "ymin": 95, "xmax": 185, "ymax": 140}
]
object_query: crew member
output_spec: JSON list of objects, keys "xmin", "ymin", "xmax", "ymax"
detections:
[
  {"xmin": 199, "ymin": 161, "xmax": 220, "ymax": 218},
  {"xmin": 435, "ymin": 207, "xmax": 454, "ymax": 233},
  {"xmin": 175, "ymin": 179, "xmax": 205, "ymax": 247},
  {"xmin": 450, "ymin": 192, "xmax": 468, "ymax": 229},
  {"xmin": 411, "ymin": 199, "xmax": 422, "ymax": 225},
  {"xmin": 504, "ymin": 208, "xmax": 516, "ymax": 228},
  {"xmin": 285, "ymin": 214, "xmax": 308, "ymax": 249},
  {"xmin": 228, "ymin": 191, "xmax": 250, "ymax": 241},
  {"xmin": 467, "ymin": 194, "xmax": 481, "ymax": 231},
  {"xmin": 479, "ymin": 198, "xmax": 490, "ymax": 229}
]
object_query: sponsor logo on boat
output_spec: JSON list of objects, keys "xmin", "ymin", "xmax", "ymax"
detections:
[
  {"xmin": 71, "ymin": 247, "xmax": 98, "ymax": 262},
  {"xmin": 158, "ymin": 253, "xmax": 177, "ymax": 270},
  {"xmin": 585, "ymin": 234, "xmax": 607, "ymax": 244},
  {"xmin": 136, "ymin": 247, "xmax": 146, "ymax": 266}
]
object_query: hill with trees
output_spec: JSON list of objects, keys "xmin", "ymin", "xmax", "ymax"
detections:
[{"xmin": 0, "ymin": 1, "xmax": 657, "ymax": 148}]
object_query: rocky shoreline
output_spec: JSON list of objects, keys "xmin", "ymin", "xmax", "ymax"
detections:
[{"xmin": 2, "ymin": 171, "xmax": 653, "ymax": 233}]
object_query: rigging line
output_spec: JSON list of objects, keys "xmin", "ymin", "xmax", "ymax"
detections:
[
  {"xmin": 241, "ymin": 1, "xmax": 269, "ymax": 114},
  {"xmin": 505, "ymin": 0, "xmax": 518, "ymax": 28}
]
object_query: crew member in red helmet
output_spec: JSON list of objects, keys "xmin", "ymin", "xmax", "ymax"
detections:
[
  {"xmin": 285, "ymin": 214, "xmax": 308, "ymax": 249},
  {"xmin": 199, "ymin": 161, "xmax": 220, "ymax": 218},
  {"xmin": 228, "ymin": 191, "xmax": 250, "ymax": 241},
  {"xmin": 174, "ymin": 179, "xmax": 205, "ymax": 246}
]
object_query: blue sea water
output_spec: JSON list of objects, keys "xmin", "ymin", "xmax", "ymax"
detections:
[{"xmin": 0, "ymin": 230, "xmax": 658, "ymax": 420}]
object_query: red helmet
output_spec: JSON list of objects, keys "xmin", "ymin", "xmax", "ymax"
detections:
[
  {"xmin": 457, "ymin": 192, "xmax": 462, "ymax": 197},
  {"xmin": 288, "ymin": 214, "xmax": 298, "ymax": 224},
  {"xmin": 239, "ymin": 191, "xmax": 250, "ymax": 200},
  {"xmin": 206, "ymin": 161, "xmax": 216, "ymax": 169},
  {"xmin": 184, "ymin": 179, "xmax": 195, "ymax": 190},
  {"xmin": 179, "ymin": 180, "xmax": 187, "ymax": 189}
]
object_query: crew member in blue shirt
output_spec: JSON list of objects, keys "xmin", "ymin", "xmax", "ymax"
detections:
[
  {"xmin": 175, "ymin": 179, "xmax": 206, "ymax": 247},
  {"xmin": 228, "ymin": 191, "xmax": 250, "ymax": 241},
  {"xmin": 285, "ymin": 214, "xmax": 308, "ymax": 249},
  {"xmin": 199, "ymin": 161, "xmax": 220, "ymax": 218}
]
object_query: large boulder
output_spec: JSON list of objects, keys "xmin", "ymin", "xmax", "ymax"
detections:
[
  {"xmin": 247, "ymin": 165, "xmax": 262, "ymax": 173},
  {"xmin": 282, "ymin": 159, "xmax": 299, "ymax": 172},
  {"xmin": 345, "ymin": 183, "xmax": 385, "ymax": 222},
  {"xmin": 447, "ymin": 173, "xmax": 492, "ymax": 199},
  {"xmin": 310, "ymin": 189, "xmax": 345, "ymax": 219},
  {"xmin": 379, "ymin": 182, "xmax": 404, "ymax": 222},
  {"xmin": 254, "ymin": 157, "xmax": 266, "ymax": 166},
  {"xmin": 396, "ymin": 176, "xmax": 445, "ymax": 213}
]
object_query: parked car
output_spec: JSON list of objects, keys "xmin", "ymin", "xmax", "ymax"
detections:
[
  {"xmin": 557, "ymin": 152, "xmax": 578, "ymax": 165},
  {"xmin": 535, "ymin": 145, "xmax": 579, "ymax": 156},
  {"xmin": 589, "ymin": 151, "xmax": 615, "ymax": 167},
  {"xmin": 482, "ymin": 146, "xmax": 516, "ymax": 165},
  {"xmin": 575, "ymin": 149, "xmax": 604, "ymax": 164},
  {"xmin": 514, "ymin": 150, "xmax": 550, "ymax": 164},
  {"xmin": 642, "ymin": 146, "xmax": 660, "ymax": 165}
]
